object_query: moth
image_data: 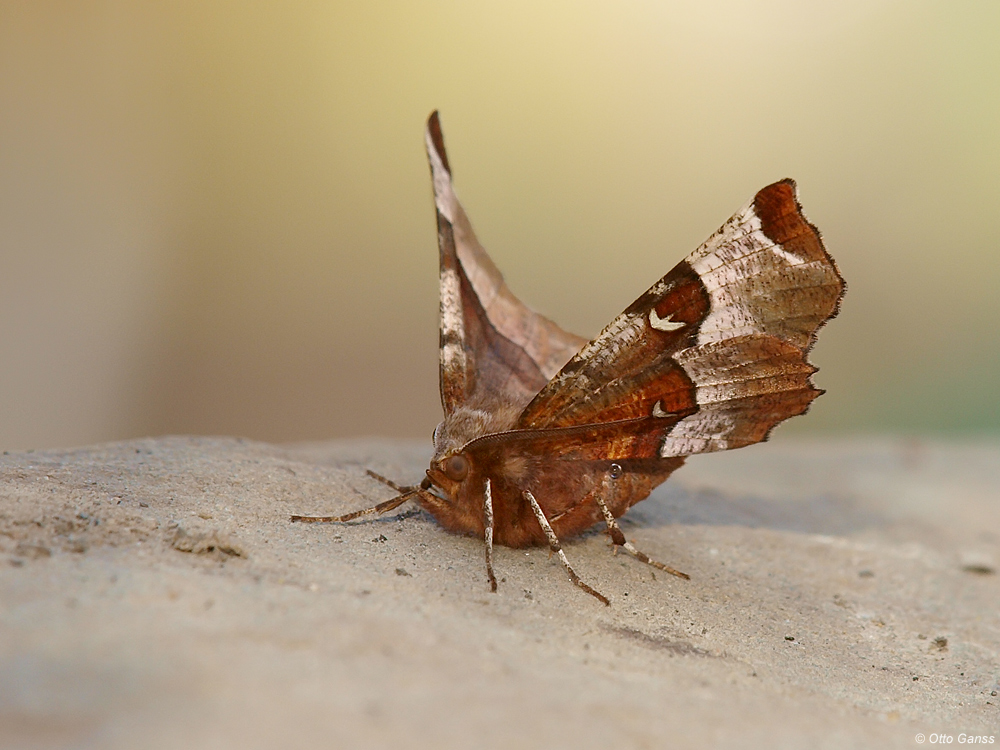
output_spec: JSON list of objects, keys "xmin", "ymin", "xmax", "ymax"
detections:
[{"xmin": 293, "ymin": 111, "xmax": 845, "ymax": 605}]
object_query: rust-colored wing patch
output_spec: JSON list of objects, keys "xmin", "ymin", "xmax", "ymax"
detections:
[{"xmin": 516, "ymin": 261, "xmax": 708, "ymax": 429}]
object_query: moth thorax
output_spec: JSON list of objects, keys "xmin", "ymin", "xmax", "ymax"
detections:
[{"xmin": 432, "ymin": 404, "xmax": 520, "ymax": 459}]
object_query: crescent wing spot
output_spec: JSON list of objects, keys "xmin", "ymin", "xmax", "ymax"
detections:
[{"xmin": 649, "ymin": 309, "xmax": 686, "ymax": 332}]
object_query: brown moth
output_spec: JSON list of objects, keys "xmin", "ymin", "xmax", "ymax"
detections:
[{"xmin": 293, "ymin": 111, "xmax": 846, "ymax": 605}]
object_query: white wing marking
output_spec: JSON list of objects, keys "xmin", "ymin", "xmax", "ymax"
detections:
[{"xmin": 649, "ymin": 309, "xmax": 685, "ymax": 332}]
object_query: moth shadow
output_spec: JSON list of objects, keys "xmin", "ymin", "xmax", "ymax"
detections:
[{"xmin": 625, "ymin": 483, "xmax": 883, "ymax": 537}]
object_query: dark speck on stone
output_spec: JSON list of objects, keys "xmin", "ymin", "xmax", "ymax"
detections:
[{"xmin": 961, "ymin": 564, "xmax": 996, "ymax": 575}]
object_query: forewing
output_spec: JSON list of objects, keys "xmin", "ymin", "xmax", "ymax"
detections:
[
  {"xmin": 467, "ymin": 408, "xmax": 695, "ymax": 463},
  {"xmin": 516, "ymin": 179, "xmax": 845, "ymax": 456},
  {"xmin": 426, "ymin": 112, "xmax": 588, "ymax": 415}
]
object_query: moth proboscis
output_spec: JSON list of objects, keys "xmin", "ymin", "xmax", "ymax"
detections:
[{"xmin": 292, "ymin": 111, "xmax": 846, "ymax": 606}]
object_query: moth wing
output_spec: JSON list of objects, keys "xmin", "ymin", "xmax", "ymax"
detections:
[
  {"xmin": 515, "ymin": 179, "xmax": 845, "ymax": 456},
  {"xmin": 426, "ymin": 112, "xmax": 588, "ymax": 415}
]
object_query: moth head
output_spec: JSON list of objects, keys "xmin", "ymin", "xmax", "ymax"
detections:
[
  {"xmin": 428, "ymin": 406, "xmax": 516, "ymax": 494},
  {"xmin": 426, "ymin": 451, "xmax": 471, "ymax": 497}
]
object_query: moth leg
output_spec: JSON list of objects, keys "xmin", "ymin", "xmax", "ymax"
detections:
[
  {"xmin": 523, "ymin": 490, "xmax": 610, "ymax": 606},
  {"xmin": 290, "ymin": 489, "xmax": 418, "ymax": 524},
  {"xmin": 483, "ymin": 478, "xmax": 498, "ymax": 593},
  {"xmin": 595, "ymin": 495, "xmax": 690, "ymax": 580}
]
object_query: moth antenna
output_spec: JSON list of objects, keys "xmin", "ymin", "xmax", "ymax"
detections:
[
  {"xmin": 290, "ymin": 489, "xmax": 417, "ymax": 524},
  {"xmin": 365, "ymin": 469, "xmax": 415, "ymax": 494},
  {"xmin": 483, "ymin": 478, "xmax": 497, "ymax": 593},
  {"xmin": 523, "ymin": 490, "xmax": 610, "ymax": 606},
  {"xmin": 595, "ymin": 495, "xmax": 689, "ymax": 580}
]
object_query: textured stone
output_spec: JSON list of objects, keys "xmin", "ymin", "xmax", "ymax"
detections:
[{"xmin": 1, "ymin": 436, "xmax": 997, "ymax": 749}]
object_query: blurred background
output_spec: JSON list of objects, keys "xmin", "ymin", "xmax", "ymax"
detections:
[{"xmin": 1, "ymin": 0, "xmax": 998, "ymax": 451}]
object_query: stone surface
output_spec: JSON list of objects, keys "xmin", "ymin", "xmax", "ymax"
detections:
[{"xmin": 1, "ymin": 436, "xmax": 997, "ymax": 749}]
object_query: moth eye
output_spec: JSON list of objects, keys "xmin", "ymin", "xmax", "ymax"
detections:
[
  {"xmin": 442, "ymin": 454, "xmax": 469, "ymax": 481},
  {"xmin": 609, "ymin": 463, "xmax": 623, "ymax": 479}
]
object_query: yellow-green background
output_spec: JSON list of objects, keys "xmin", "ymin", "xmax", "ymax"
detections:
[{"xmin": 2, "ymin": 1, "xmax": 998, "ymax": 450}]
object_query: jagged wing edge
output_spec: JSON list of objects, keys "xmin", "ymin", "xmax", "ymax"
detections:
[{"xmin": 660, "ymin": 179, "xmax": 846, "ymax": 455}]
